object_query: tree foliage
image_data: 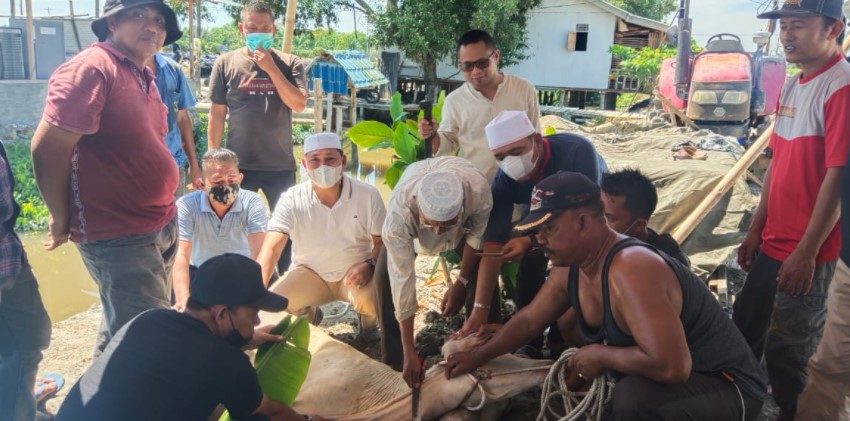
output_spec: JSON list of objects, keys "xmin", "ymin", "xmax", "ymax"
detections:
[
  {"xmin": 608, "ymin": 0, "xmax": 677, "ymax": 21},
  {"xmin": 372, "ymin": 0, "xmax": 541, "ymax": 98},
  {"xmin": 223, "ymin": 0, "xmax": 342, "ymax": 32},
  {"xmin": 610, "ymin": 40, "xmax": 701, "ymax": 92},
  {"xmin": 180, "ymin": 24, "xmax": 370, "ymax": 56}
]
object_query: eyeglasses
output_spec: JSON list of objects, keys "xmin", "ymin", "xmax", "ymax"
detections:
[
  {"xmin": 459, "ymin": 51, "xmax": 495, "ymax": 72},
  {"xmin": 122, "ymin": 9, "xmax": 166, "ymax": 29}
]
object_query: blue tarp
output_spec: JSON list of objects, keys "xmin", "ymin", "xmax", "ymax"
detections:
[{"xmin": 307, "ymin": 50, "xmax": 389, "ymax": 95}]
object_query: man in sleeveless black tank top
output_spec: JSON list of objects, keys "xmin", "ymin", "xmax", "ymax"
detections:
[{"xmin": 444, "ymin": 172, "xmax": 767, "ymax": 420}]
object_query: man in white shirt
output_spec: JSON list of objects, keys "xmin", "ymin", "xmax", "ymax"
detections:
[
  {"xmin": 418, "ymin": 29, "xmax": 540, "ymax": 180},
  {"xmin": 257, "ymin": 133, "xmax": 386, "ymax": 328},
  {"xmin": 379, "ymin": 156, "xmax": 492, "ymax": 389}
]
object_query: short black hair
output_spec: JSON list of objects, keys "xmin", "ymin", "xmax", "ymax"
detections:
[
  {"xmin": 822, "ymin": 16, "xmax": 845, "ymax": 45},
  {"xmin": 601, "ymin": 169, "xmax": 657, "ymax": 220},
  {"xmin": 456, "ymin": 29, "xmax": 496, "ymax": 56},
  {"xmin": 185, "ymin": 297, "xmax": 211, "ymax": 311},
  {"xmin": 241, "ymin": 0, "xmax": 275, "ymax": 20}
]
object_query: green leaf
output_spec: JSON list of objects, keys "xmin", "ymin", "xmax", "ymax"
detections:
[
  {"xmin": 441, "ymin": 249, "xmax": 461, "ymax": 265},
  {"xmin": 393, "ymin": 123, "xmax": 418, "ymax": 164},
  {"xmin": 500, "ymin": 262, "xmax": 520, "ymax": 301},
  {"xmin": 433, "ymin": 90, "xmax": 446, "ymax": 124},
  {"xmin": 406, "ymin": 119, "xmax": 418, "ymax": 135},
  {"xmin": 385, "ymin": 161, "xmax": 407, "ymax": 189},
  {"xmin": 390, "ymin": 92, "xmax": 405, "ymax": 123},
  {"xmin": 347, "ymin": 121, "xmax": 395, "ymax": 149}
]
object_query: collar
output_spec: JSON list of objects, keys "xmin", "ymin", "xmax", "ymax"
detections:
[
  {"xmin": 799, "ymin": 53, "xmax": 844, "ymax": 84},
  {"xmin": 200, "ymin": 190, "xmax": 243, "ymax": 214},
  {"xmin": 95, "ymin": 42, "xmax": 155, "ymax": 78},
  {"xmin": 530, "ymin": 137, "xmax": 553, "ymax": 183},
  {"xmin": 153, "ymin": 53, "xmax": 170, "ymax": 72}
]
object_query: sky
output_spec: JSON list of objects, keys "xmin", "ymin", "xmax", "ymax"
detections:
[{"xmin": 1, "ymin": 0, "xmax": 780, "ymax": 51}]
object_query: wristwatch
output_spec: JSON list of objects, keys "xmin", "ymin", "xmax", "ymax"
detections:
[
  {"xmin": 457, "ymin": 275, "xmax": 470, "ymax": 287},
  {"xmin": 365, "ymin": 258, "xmax": 376, "ymax": 269}
]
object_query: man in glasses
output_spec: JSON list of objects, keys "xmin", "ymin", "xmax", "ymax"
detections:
[
  {"xmin": 378, "ymin": 156, "xmax": 492, "ymax": 389},
  {"xmin": 172, "ymin": 148, "xmax": 269, "ymax": 312},
  {"xmin": 451, "ymin": 111, "xmax": 604, "ymax": 356},
  {"xmin": 31, "ymin": 0, "xmax": 182, "ymax": 355},
  {"xmin": 418, "ymin": 30, "xmax": 540, "ymax": 180}
]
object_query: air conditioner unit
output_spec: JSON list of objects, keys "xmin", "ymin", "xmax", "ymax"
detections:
[{"xmin": 0, "ymin": 27, "xmax": 25, "ymax": 80}]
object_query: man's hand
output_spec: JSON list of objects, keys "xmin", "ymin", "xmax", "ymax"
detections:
[
  {"xmin": 441, "ymin": 281, "xmax": 466, "ymax": 317},
  {"xmin": 444, "ymin": 349, "xmax": 483, "ymax": 379},
  {"xmin": 245, "ymin": 324, "xmax": 283, "ymax": 350},
  {"xmin": 777, "ymin": 248, "xmax": 817, "ymax": 296},
  {"xmin": 402, "ymin": 350, "xmax": 424, "ymax": 388},
  {"xmin": 418, "ymin": 117, "xmax": 435, "ymax": 140},
  {"xmin": 342, "ymin": 261, "xmax": 373, "ymax": 289},
  {"xmin": 737, "ymin": 230, "xmax": 762, "ymax": 272},
  {"xmin": 172, "ymin": 292, "xmax": 189, "ymax": 312},
  {"xmin": 251, "ymin": 47, "xmax": 278, "ymax": 75},
  {"xmin": 501, "ymin": 237, "xmax": 532, "ymax": 262},
  {"xmin": 189, "ymin": 163, "xmax": 204, "ymax": 190},
  {"xmin": 44, "ymin": 215, "xmax": 70, "ymax": 251},
  {"xmin": 458, "ymin": 307, "xmax": 488, "ymax": 338},
  {"xmin": 567, "ymin": 344, "xmax": 606, "ymax": 388}
]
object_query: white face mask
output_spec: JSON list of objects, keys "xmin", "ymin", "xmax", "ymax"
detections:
[
  {"xmin": 307, "ymin": 164, "xmax": 343, "ymax": 188},
  {"xmin": 499, "ymin": 147, "xmax": 536, "ymax": 180}
]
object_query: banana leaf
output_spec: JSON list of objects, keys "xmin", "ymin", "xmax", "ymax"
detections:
[{"xmin": 219, "ymin": 315, "xmax": 311, "ymax": 421}]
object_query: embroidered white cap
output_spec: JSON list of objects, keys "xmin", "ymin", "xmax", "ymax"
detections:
[
  {"xmin": 417, "ymin": 171, "xmax": 463, "ymax": 222},
  {"xmin": 485, "ymin": 110, "xmax": 536, "ymax": 150},
  {"xmin": 304, "ymin": 132, "xmax": 342, "ymax": 154}
]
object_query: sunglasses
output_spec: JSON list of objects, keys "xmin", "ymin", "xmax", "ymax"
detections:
[{"xmin": 459, "ymin": 51, "xmax": 495, "ymax": 72}]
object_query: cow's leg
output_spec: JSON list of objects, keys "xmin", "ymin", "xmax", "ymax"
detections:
[{"xmin": 375, "ymin": 247, "xmax": 404, "ymax": 370}]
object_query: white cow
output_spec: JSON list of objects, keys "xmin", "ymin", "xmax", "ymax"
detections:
[{"xmin": 259, "ymin": 311, "xmax": 551, "ymax": 420}]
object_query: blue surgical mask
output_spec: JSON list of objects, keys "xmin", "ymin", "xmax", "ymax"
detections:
[{"xmin": 245, "ymin": 32, "xmax": 274, "ymax": 52}]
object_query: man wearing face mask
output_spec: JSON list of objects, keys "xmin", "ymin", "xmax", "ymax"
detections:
[
  {"xmin": 380, "ymin": 156, "xmax": 492, "ymax": 388},
  {"xmin": 57, "ymin": 253, "xmax": 322, "ymax": 420},
  {"xmin": 208, "ymin": 0, "xmax": 307, "ymax": 273},
  {"xmin": 258, "ymin": 133, "xmax": 385, "ymax": 330},
  {"xmin": 601, "ymin": 169, "xmax": 689, "ymax": 266},
  {"xmin": 173, "ymin": 148, "xmax": 268, "ymax": 311},
  {"xmin": 453, "ymin": 110, "xmax": 604, "ymax": 346}
]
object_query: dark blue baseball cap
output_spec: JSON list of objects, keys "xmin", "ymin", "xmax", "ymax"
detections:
[
  {"xmin": 190, "ymin": 253, "xmax": 288, "ymax": 312},
  {"xmin": 758, "ymin": 0, "xmax": 845, "ymax": 21}
]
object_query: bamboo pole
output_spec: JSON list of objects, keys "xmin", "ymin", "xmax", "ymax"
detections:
[
  {"xmin": 24, "ymin": 0, "xmax": 34, "ymax": 79},
  {"xmin": 313, "ymin": 78, "xmax": 323, "ymax": 133},
  {"xmin": 349, "ymin": 84, "xmax": 359, "ymax": 165},
  {"xmin": 281, "ymin": 0, "xmax": 298, "ymax": 53}
]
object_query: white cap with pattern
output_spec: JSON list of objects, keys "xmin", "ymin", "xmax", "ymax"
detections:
[
  {"xmin": 304, "ymin": 132, "xmax": 342, "ymax": 154},
  {"xmin": 485, "ymin": 110, "xmax": 536, "ymax": 150},
  {"xmin": 416, "ymin": 171, "xmax": 463, "ymax": 222}
]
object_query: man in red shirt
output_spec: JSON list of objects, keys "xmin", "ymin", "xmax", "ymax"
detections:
[
  {"xmin": 31, "ymin": 0, "xmax": 182, "ymax": 355},
  {"xmin": 733, "ymin": 0, "xmax": 849, "ymax": 418}
]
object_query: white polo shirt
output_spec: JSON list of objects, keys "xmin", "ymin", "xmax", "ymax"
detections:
[{"xmin": 268, "ymin": 175, "xmax": 386, "ymax": 282}]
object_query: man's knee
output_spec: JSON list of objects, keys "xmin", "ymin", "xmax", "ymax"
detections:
[{"xmin": 607, "ymin": 376, "xmax": 658, "ymax": 419}]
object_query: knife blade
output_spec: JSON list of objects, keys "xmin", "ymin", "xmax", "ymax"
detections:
[{"xmin": 411, "ymin": 353, "xmax": 425, "ymax": 420}]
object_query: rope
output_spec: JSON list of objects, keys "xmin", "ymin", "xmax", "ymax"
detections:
[{"xmin": 536, "ymin": 348, "xmax": 615, "ymax": 421}]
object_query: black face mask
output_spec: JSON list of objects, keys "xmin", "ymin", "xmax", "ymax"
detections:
[
  {"xmin": 207, "ymin": 183, "xmax": 240, "ymax": 206},
  {"xmin": 224, "ymin": 311, "xmax": 251, "ymax": 349}
]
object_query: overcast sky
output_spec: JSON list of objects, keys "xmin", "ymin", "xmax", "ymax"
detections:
[{"xmin": 2, "ymin": 0, "xmax": 779, "ymax": 51}]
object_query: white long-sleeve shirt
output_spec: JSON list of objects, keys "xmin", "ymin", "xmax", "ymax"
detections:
[
  {"xmin": 437, "ymin": 74, "xmax": 540, "ymax": 180},
  {"xmin": 382, "ymin": 157, "xmax": 493, "ymax": 322}
]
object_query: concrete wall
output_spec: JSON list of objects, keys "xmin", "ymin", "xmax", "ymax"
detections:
[{"xmin": 0, "ymin": 80, "xmax": 47, "ymax": 125}]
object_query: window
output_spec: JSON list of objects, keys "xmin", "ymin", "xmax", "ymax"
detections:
[{"xmin": 565, "ymin": 24, "xmax": 589, "ymax": 52}]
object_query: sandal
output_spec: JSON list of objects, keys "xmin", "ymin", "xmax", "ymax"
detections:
[{"xmin": 34, "ymin": 372, "xmax": 64, "ymax": 404}]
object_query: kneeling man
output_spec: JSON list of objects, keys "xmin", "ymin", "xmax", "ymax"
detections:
[{"xmin": 445, "ymin": 172, "xmax": 767, "ymax": 420}]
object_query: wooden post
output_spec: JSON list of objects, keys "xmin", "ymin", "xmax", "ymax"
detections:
[
  {"xmin": 334, "ymin": 105, "xmax": 343, "ymax": 135},
  {"xmin": 313, "ymin": 78, "xmax": 323, "ymax": 133},
  {"xmin": 349, "ymin": 84, "xmax": 359, "ymax": 166},
  {"xmin": 325, "ymin": 93, "xmax": 333, "ymax": 132},
  {"xmin": 24, "ymin": 0, "xmax": 34, "ymax": 79},
  {"xmin": 281, "ymin": 0, "xmax": 298, "ymax": 53},
  {"xmin": 672, "ymin": 122, "xmax": 774, "ymax": 244},
  {"xmin": 10, "ymin": 0, "xmax": 14, "ymax": 18},
  {"xmin": 187, "ymin": 0, "xmax": 195, "ymax": 84}
]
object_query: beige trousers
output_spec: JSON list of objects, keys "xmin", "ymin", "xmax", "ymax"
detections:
[
  {"xmin": 270, "ymin": 266, "xmax": 378, "ymax": 324},
  {"xmin": 796, "ymin": 259, "xmax": 850, "ymax": 420}
]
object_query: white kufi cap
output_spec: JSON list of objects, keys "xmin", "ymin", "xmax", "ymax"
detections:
[
  {"xmin": 416, "ymin": 171, "xmax": 463, "ymax": 222},
  {"xmin": 304, "ymin": 132, "xmax": 342, "ymax": 154},
  {"xmin": 485, "ymin": 110, "xmax": 536, "ymax": 150}
]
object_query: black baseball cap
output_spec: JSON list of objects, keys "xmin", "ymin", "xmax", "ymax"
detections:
[
  {"xmin": 190, "ymin": 253, "xmax": 288, "ymax": 312},
  {"xmin": 91, "ymin": 0, "xmax": 183, "ymax": 46},
  {"xmin": 758, "ymin": 0, "xmax": 845, "ymax": 21},
  {"xmin": 514, "ymin": 171, "xmax": 601, "ymax": 233}
]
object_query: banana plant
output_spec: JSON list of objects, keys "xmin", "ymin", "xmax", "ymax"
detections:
[{"xmin": 347, "ymin": 90, "xmax": 446, "ymax": 188}]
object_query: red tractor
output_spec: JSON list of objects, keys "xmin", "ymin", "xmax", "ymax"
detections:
[{"xmin": 658, "ymin": 0, "xmax": 787, "ymax": 140}]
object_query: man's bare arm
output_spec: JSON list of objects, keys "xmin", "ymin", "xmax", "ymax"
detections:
[
  {"xmin": 257, "ymin": 231, "xmax": 289, "ymax": 286},
  {"xmin": 207, "ymin": 104, "xmax": 227, "ymax": 149}
]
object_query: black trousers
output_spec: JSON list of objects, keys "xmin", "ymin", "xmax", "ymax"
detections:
[
  {"xmin": 604, "ymin": 373, "xmax": 763, "ymax": 420},
  {"xmin": 241, "ymin": 169, "xmax": 295, "ymax": 274}
]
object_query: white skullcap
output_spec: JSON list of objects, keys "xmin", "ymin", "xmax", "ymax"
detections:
[
  {"xmin": 304, "ymin": 132, "xmax": 342, "ymax": 154},
  {"xmin": 417, "ymin": 171, "xmax": 463, "ymax": 222},
  {"xmin": 485, "ymin": 110, "xmax": 536, "ymax": 150}
]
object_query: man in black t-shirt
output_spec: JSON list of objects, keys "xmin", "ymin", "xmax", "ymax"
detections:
[
  {"xmin": 600, "ymin": 169, "xmax": 690, "ymax": 266},
  {"xmin": 446, "ymin": 110, "xmax": 605, "ymax": 342},
  {"xmin": 57, "ymin": 253, "xmax": 321, "ymax": 421}
]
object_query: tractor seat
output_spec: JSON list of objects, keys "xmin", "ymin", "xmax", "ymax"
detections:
[{"xmin": 705, "ymin": 39, "xmax": 746, "ymax": 53}]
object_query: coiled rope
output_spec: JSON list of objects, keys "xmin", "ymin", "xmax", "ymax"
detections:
[{"xmin": 536, "ymin": 348, "xmax": 615, "ymax": 421}]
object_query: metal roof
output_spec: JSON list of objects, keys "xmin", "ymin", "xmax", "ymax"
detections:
[{"xmin": 311, "ymin": 50, "xmax": 389, "ymax": 91}]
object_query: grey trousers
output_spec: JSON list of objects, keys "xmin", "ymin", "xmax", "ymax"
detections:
[{"xmin": 77, "ymin": 218, "xmax": 178, "ymax": 356}]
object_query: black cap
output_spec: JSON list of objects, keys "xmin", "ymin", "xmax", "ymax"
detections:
[
  {"xmin": 190, "ymin": 253, "xmax": 288, "ymax": 312},
  {"xmin": 91, "ymin": 0, "xmax": 183, "ymax": 46},
  {"xmin": 757, "ymin": 0, "xmax": 845, "ymax": 21},
  {"xmin": 515, "ymin": 171, "xmax": 601, "ymax": 233}
]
